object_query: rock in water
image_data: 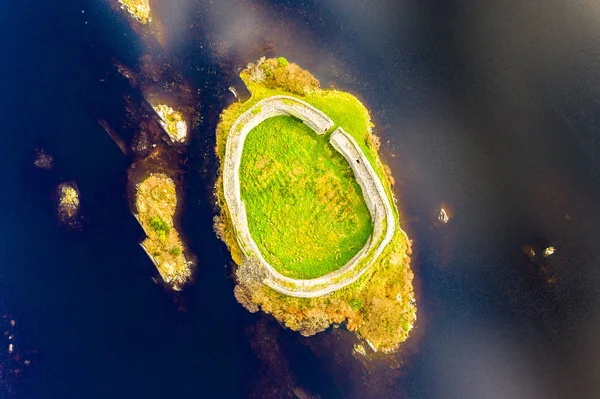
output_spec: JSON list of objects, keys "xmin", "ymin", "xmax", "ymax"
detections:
[
  {"xmin": 33, "ymin": 148, "xmax": 54, "ymax": 170},
  {"xmin": 56, "ymin": 182, "xmax": 82, "ymax": 229}
]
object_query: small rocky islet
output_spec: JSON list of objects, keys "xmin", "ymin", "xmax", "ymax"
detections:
[{"xmin": 98, "ymin": 1, "xmax": 200, "ymax": 290}]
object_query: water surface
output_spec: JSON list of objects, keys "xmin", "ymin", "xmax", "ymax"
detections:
[{"xmin": 1, "ymin": 0, "xmax": 600, "ymax": 398}]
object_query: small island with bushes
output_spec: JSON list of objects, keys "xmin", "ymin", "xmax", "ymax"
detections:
[
  {"xmin": 56, "ymin": 181, "xmax": 82, "ymax": 229},
  {"xmin": 135, "ymin": 173, "xmax": 191, "ymax": 290},
  {"xmin": 103, "ymin": 0, "xmax": 202, "ymax": 291},
  {"xmin": 215, "ymin": 57, "xmax": 416, "ymax": 352},
  {"xmin": 96, "ymin": 48, "xmax": 198, "ymax": 291}
]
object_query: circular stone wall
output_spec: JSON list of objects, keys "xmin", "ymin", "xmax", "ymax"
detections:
[{"xmin": 223, "ymin": 95, "xmax": 395, "ymax": 297}]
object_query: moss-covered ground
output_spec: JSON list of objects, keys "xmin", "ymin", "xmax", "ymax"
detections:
[
  {"xmin": 240, "ymin": 115, "xmax": 372, "ymax": 279},
  {"xmin": 215, "ymin": 58, "xmax": 416, "ymax": 352}
]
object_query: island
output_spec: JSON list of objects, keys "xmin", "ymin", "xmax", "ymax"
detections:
[
  {"xmin": 135, "ymin": 172, "xmax": 190, "ymax": 290},
  {"xmin": 97, "ymin": 51, "xmax": 198, "ymax": 290},
  {"xmin": 56, "ymin": 181, "xmax": 82, "ymax": 230},
  {"xmin": 109, "ymin": 0, "xmax": 163, "ymax": 45},
  {"xmin": 215, "ymin": 57, "xmax": 416, "ymax": 352},
  {"xmin": 34, "ymin": 148, "xmax": 54, "ymax": 171}
]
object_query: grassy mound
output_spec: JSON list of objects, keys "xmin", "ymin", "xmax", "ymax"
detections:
[
  {"xmin": 136, "ymin": 173, "xmax": 190, "ymax": 290},
  {"xmin": 240, "ymin": 115, "xmax": 373, "ymax": 279},
  {"xmin": 215, "ymin": 57, "xmax": 416, "ymax": 352}
]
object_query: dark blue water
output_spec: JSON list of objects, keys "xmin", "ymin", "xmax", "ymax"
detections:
[{"xmin": 2, "ymin": 0, "xmax": 600, "ymax": 398}]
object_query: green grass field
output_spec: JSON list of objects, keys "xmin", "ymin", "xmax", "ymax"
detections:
[{"xmin": 239, "ymin": 115, "xmax": 373, "ymax": 279}]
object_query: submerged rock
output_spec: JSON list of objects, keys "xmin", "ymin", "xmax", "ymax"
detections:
[
  {"xmin": 33, "ymin": 148, "xmax": 54, "ymax": 171},
  {"xmin": 523, "ymin": 245, "xmax": 536, "ymax": 261},
  {"xmin": 353, "ymin": 343, "xmax": 367, "ymax": 356},
  {"xmin": 544, "ymin": 246, "xmax": 556, "ymax": 257},
  {"xmin": 522, "ymin": 243, "xmax": 558, "ymax": 284}
]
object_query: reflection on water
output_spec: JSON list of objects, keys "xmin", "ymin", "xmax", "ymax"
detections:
[{"xmin": 1, "ymin": 0, "xmax": 600, "ymax": 398}]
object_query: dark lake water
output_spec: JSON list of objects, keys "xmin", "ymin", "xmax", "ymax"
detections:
[{"xmin": 2, "ymin": 0, "xmax": 600, "ymax": 398}]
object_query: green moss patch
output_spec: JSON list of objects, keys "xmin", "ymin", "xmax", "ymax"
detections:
[{"xmin": 240, "ymin": 115, "xmax": 373, "ymax": 279}]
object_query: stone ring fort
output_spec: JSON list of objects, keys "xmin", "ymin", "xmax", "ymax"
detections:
[{"xmin": 223, "ymin": 95, "xmax": 396, "ymax": 298}]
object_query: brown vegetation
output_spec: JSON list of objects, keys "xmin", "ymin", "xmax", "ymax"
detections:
[
  {"xmin": 244, "ymin": 57, "xmax": 320, "ymax": 96},
  {"xmin": 136, "ymin": 173, "xmax": 191, "ymax": 290},
  {"xmin": 55, "ymin": 182, "xmax": 83, "ymax": 230}
]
